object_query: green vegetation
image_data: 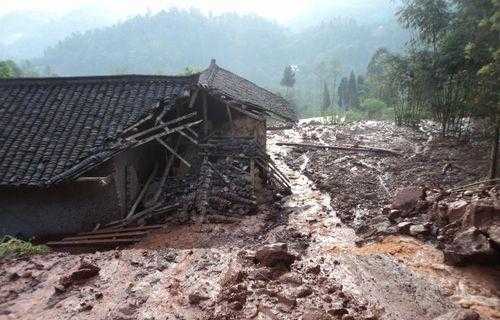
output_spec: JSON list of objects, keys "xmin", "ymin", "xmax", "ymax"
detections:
[
  {"xmin": 359, "ymin": 98, "xmax": 392, "ymax": 120},
  {"xmin": 0, "ymin": 236, "xmax": 50, "ymax": 258},
  {"xmin": 0, "ymin": 60, "xmax": 41, "ymax": 78},
  {"xmin": 362, "ymin": 0, "xmax": 499, "ymax": 136},
  {"xmin": 0, "ymin": 60, "xmax": 22, "ymax": 78}
]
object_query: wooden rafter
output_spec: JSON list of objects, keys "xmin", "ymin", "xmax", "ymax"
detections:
[
  {"xmin": 126, "ymin": 163, "xmax": 159, "ymax": 219},
  {"xmin": 156, "ymin": 137, "xmax": 191, "ymax": 167}
]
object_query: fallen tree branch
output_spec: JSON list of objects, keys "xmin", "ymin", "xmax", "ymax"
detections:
[
  {"xmin": 276, "ymin": 142, "xmax": 402, "ymax": 156},
  {"xmin": 447, "ymin": 178, "xmax": 500, "ymax": 192}
]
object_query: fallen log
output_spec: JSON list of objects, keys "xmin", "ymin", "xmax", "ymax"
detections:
[
  {"xmin": 46, "ymin": 238, "xmax": 141, "ymax": 246},
  {"xmin": 62, "ymin": 231, "xmax": 148, "ymax": 241},
  {"xmin": 276, "ymin": 142, "xmax": 402, "ymax": 156},
  {"xmin": 77, "ymin": 225, "xmax": 163, "ymax": 236}
]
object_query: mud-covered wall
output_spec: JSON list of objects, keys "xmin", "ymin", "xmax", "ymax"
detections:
[
  {"xmin": 232, "ymin": 112, "xmax": 266, "ymax": 147},
  {"xmin": 0, "ymin": 144, "xmax": 160, "ymax": 238}
]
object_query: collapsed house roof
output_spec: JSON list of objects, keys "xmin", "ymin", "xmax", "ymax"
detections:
[
  {"xmin": 0, "ymin": 62, "xmax": 296, "ymax": 187},
  {"xmin": 198, "ymin": 60, "xmax": 297, "ymax": 122},
  {"xmin": 0, "ymin": 75, "xmax": 195, "ymax": 186}
]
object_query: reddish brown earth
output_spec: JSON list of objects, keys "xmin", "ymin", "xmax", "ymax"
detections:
[{"xmin": 1, "ymin": 120, "xmax": 499, "ymax": 320}]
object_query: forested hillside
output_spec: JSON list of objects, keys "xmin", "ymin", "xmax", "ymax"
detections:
[{"xmin": 35, "ymin": 9, "xmax": 408, "ymax": 87}]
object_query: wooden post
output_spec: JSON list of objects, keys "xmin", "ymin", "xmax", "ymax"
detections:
[
  {"xmin": 126, "ymin": 163, "xmax": 159, "ymax": 219},
  {"xmin": 226, "ymin": 104, "xmax": 234, "ymax": 136},
  {"xmin": 188, "ymin": 88, "xmax": 199, "ymax": 109}
]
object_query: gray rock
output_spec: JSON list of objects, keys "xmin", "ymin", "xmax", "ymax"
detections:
[
  {"xmin": 254, "ymin": 243, "xmax": 297, "ymax": 269},
  {"xmin": 488, "ymin": 224, "xmax": 500, "ymax": 246},
  {"xmin": 391, "ymin": 187, "xmax": 424, "ymax": 211},
  {"xmin": 188, "ymin": 292, "xmax": 209, "ymax": 304},
  {"xmin": 409, "ymin": 224, "xmax": 427, "ymax": 236},
  {"xmin": 397, "ymin": 221, "xmax": 412, "ymax": 233},
  {"xmin": 443, "ymin": 227, "xmax": 496, "ymax": 266}
]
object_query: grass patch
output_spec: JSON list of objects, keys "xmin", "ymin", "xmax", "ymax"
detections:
[{"xmin": 0, "ymin": 236, "xmax": 50, "ymax": 258}]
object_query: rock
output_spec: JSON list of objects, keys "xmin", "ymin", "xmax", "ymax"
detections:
[
  {"xmin": 8, "ymin": 272, "xmax": 20, "ymax": 281},
  {"xmin": 307, "ymin": 265, "xmax": 321, "ymax": 275},
  {"xmin": 432, "ymin": 309, "xmax": 480, "ymax": 320},
  {"xmin": 254, "ymin": 243, "xmax": 297, "ymax": 269},
  {"xmin": 462, "ymin": 199, "xmax": 499, "ymax": 230},
  {"xmin": 302, "ymin": 309, "xmax": 329, "ymax": 320},
  {"xmin": 488, "ymin": 224, "xmax": 500, "ymax": 246},
  {"xmin": 292, "ymin": 286, "xmax": 313, "ymax": 298},
  {"xmin": 388, "ymin": 209, "xmax": 401, "ymax": 222},
  {"xmin": 58, "ymin": 260, "xmax": 100, "ymax": 289},
  {"xmin": 443, "ymin": 227, "xmax": 496, "ymax": 266},
  {"xmin": 188, "ymin": 292, "xmax": 210, "ymax": 305},
  {"xmin": 328, "ymin": 306, "xmax": 349, "ymax": 317},
  {"xmin": 409, "ymin": 224, "xmax": 427, "ymax": 236},
  {"xmin": 446, "ymin": 200, "xmax": 468, "ymax": 223},
  {"xmin": 391, "ymin": 187, "xmax": 425, "ymax": 211},
  {"xmin": 279, "ymin": 272, "xmax": 303, "ymax": 286},
  {"xmin": 397, "ymin": 221, "xmax": 412, "ymax": 233}
]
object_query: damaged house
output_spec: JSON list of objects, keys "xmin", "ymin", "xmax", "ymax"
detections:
[{"xmin": 0, "ymin": 60, "xmax": 296, "ymax": 239}]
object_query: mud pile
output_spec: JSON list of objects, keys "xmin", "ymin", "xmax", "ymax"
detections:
[
  {"xmin": 384, "ymin": 186, "xmax": 500, "ymax": 266},
  {"xmin": 282, "ymin": 120, "xmax": 496, "ymax": 268}
]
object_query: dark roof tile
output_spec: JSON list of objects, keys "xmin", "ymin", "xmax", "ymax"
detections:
[
  {"xmin": 0, "ymin": 75, "xmax": 195, "ymax": 186},
  {"xmin": 199, "ymin": 61, "xmax": 297, "ymax": 122}
]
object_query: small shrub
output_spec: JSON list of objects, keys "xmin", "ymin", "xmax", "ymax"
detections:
[
  {"xmin": 0, "ymin": 236, "xmax": 50, "ymax": 258},
  {"xmin": 359, "ymin": 98, "xmax": 390, "ymax": 119},
  {"xmin": 325, "ymin": 108, "xmax": 364, "ymax": 125}
]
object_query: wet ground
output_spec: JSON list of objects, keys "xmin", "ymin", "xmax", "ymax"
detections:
[{"xmin": 1, "ymin": 121, "xmax": 499, "ymax": 320}]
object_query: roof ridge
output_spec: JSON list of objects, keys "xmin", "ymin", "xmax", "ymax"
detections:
[{"xmin": 0, "ymin": 74, "xmax": 199, "ymax": 86}]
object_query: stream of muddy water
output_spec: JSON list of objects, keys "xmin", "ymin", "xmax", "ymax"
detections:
[{"xmin": 268, "ymin": 128, "xmax": 499, "ymax": 320}]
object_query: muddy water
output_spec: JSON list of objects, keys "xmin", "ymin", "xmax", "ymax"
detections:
[{"xmin": 268, "ymin": 128, "xmax": 500, "ymax": 320}]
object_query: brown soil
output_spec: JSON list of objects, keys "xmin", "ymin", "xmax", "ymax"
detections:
[{"xmin": 1, "ymin": 121, "xmax": 498, "ymax": 320}]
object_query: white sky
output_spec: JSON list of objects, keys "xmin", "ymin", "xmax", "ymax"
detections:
[{"xmin": 1, "ymin": 0, "xmax": 315, "ymax": 24}]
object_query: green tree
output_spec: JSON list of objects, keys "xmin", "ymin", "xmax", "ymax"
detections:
[
  {"xmin": 338, "ymin": 77, "xmax": 349, "ymax": 110},
  {"xmin": 348, "ymin": 71, "xmax": 359, "ymax": 109},
  {"xmin": 0, "ymin": 60, "xmax": 22, "ymax": 78},
  {"xmin": 321, "ymin": 82, "xmax": 331, "ymax": 115},
  {"xmin": 397, "ymin": 0, "xmax": 451, "ymax": 52},
  {"xmin": 280, "ymin": 65, "xmax": 296, "ymax": 89}
]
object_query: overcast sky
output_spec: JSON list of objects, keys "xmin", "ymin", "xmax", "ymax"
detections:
[{"xmin": 1, "ymin": 0, "xmax": 317, "ymax": 24}]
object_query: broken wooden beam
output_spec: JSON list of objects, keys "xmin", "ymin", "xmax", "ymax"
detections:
[
  {"xmin": 152, "ymin": 137, "xmax": 181, "ymax": 204},
  {"xmin": 126, "ymin": 112, "xmax": 197, "ymax": 142},
  {"xmin": 46, "ymin": 238, "xmax": 141, "ymax": 246},
  {"xmin": 276, "ymin": 142, "xmax": 402, "ymax": 156},
  {"xmin": 121, "ymin": 114, "xmax": 154, "ymax": 135},
  {"xmin": 78, "ymin": 225, "xmax": 163, "ymax": 236},
  {"xmin": 132, "ymin": 119, "xmax": 203, "ymax": 148},
  {"xmin": 126, "ymin": 163, "xmax": 159, "ymax": 219},
  {"xmin": 124, "ymin": 203, "xmax": 178, "ymax": 226},
  {"xmin": 156, "ymin": 137, "xmax": 191, "ymax": 167},
  {"xmin": 188, "ymin": 88, "xmax": 199, "ymax": 109},
  {"xmin": 62, "ymin": 231, "xmax": 148, "ymax": 241},
  {"xmin": 178, "ymin": 129, "xmax": 199, "ymax": 145},
  {"xmin": 227, "ymin": 103, "xmax": 265, "ymax": 121}
]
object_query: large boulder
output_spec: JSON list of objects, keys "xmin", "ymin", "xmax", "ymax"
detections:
[
  {"xmin": 443, "ymin": 227, "xmax": 496, "ymax": 266},
  {"xmin": 254, "ymin": 243, "xmax": 297, "ymax": 269},
  {"xmin": 391, "ymin": 187, "xmax": 425, "ymax": 212},
  {"xmin": 445, "ymin": 200, "xmax": 469, "ymax": 223},
  {"xmin": 462, "ymin": 199, "xmax": 499, "ymax": 231}
]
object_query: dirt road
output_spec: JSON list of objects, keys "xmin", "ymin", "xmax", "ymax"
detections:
[{"xmin": 1, "ymin": 123, "xmax": 498, "ymax": 320}]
